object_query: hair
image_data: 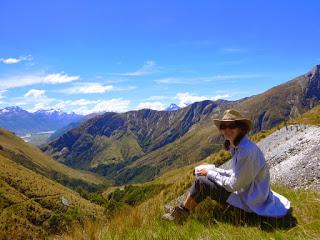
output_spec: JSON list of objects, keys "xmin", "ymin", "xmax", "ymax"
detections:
[{"xmin": 223, "ymin": 121, "xmax": 250, "ymax": 151}]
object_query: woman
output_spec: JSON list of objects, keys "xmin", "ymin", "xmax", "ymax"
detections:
[{"xmin": 163, "ymin": 109, "xmax": 291, "ymax": 222}]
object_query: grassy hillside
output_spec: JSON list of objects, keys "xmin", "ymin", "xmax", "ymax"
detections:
[
  {"xmin": 59, "ymin": 106, "xmax": 320, "ymax": 239},
  {"xmin": 0, "ymin": 154, "xmax": 106, "ymax": 239},
  {"xmin": 61, "ymin": 151, "xmax": 320, "ymax": 240},
  {"xmin": 290, "ymin": 105, "xmax": 320, "ymax": 126},
  {"xmin": 0, "ymin": 128, "xmax": 110, "ymax": 192},
  {"xmin": 97, "ymin": 119, "xmax": 223, "ymax": 184}
]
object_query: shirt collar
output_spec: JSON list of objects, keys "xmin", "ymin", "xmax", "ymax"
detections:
[
  {"xmin": 237, "ymin": 135, "xmax": 249, "ymax": 148},
  {"xmin": 231, "ymin": 135, "xmax": 249, "ymax": 152}
]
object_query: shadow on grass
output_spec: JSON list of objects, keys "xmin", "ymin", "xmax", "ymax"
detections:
[{"xmin": 191, "ymin": 199, "xmax": 297, "ymax": 232}]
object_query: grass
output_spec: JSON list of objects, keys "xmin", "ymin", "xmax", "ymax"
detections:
[
  {"xmin": 0, "ymin": 154, "xmax": 106, "ymax": 239},
  {"xmin": 289, "ymin": 105, "xmax": 320, "ymax": 126},
  {"xmin": 60, "ymin": 176, "xmax": 320, "ymax": 240}
]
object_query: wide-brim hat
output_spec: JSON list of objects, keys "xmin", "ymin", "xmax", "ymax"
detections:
[{"xmin": 213, "ymin": 109, "xmax": 252, "ymax": 131}]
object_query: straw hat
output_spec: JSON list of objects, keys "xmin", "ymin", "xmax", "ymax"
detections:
[{"xmin": 213, "ymin": 109, "xmax": 252, "ymax": 131}]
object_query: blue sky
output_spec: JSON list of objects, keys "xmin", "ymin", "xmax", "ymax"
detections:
[{"xmin": 0, "ymin": 0, "xmax": 320, "ymax": 114}]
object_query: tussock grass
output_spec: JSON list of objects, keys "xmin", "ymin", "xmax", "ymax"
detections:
[
  {"xmin": 290, "ymin": 105, "xmax": 320, "ymax": 126},
  {"xmin": 61, "ymin": 184, "xmax": 320, "ymax": 240},
  {"xmin": 0, "ymin": 154, "xmax": 106, "ymax": 239}
]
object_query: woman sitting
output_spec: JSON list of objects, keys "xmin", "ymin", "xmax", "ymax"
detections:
[{"xmin": 163, "ymin": 109, "xmax": 291, "ymax": 222}]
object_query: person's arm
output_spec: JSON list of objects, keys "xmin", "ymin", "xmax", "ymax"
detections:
[
  {"xmin": 214, "ymin": 167, "xmax": 232, "ymax": 176},
  {"xmin": 207, "ymin": 148, "xmax": 261, "ymax": 192}
]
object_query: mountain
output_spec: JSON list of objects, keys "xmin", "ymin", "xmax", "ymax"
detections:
[
  {"xmin": 47, "ymin": 112, "xmax": 101, "ymax": 142},
  {"xmin": 236, "ymin": 64, "xmax": 320, "ymax": 131},
  {"xmin": 165, "ymin": 103, "xmax": 181, "ymax": 111},
  {"xmin": 0, "ymin": 127, "xmax": 110, "ymax": 191},
  {"xmin": 40, "ymin": 100, "xmax": 236, "ymax": 170},
  {"xmin": 41, "ymin": 65, "xmax": 320, "ymax": 184},
  {"xmin": 0, "ymin": 106, "xmax": 84, "ymax": 135}
]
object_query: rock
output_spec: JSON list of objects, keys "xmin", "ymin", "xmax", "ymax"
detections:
[{"xmin": 61, "ymin": 196, "xmax": 71, "ymax": 207}]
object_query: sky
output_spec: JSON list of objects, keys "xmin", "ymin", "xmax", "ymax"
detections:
[{"xmin": 1, "ymin": 0, "xmax": 320, "ymax": 114}]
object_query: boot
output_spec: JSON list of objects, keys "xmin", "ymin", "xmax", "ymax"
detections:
[{"xmin": 162, "ymin": 203, "xmax": 190, "ymax": 223}]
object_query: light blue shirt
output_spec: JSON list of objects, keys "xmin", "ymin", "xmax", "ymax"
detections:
[{"xmin": 207, "ymin": 136, "xmax": 291, "ymax": 217}]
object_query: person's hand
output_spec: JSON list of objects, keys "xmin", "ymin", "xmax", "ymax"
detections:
[{"xmin": 196, "ymin": 168, "xmax": 208, "ymax": 176}]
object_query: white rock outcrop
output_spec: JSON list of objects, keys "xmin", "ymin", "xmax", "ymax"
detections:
[{"xmin": 258, "ymin": 124, "xmax": 320, "ymax": 191}]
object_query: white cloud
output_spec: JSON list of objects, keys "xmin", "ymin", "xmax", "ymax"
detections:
[
  {"xmin": 75, "ymin": 99, "xmax": 130, "ymax": 114},
  {"xmin": 60, "ymin": 82, "xmax": 114, "ymax": 94},
  {"xmin": 25, "ymin": 96, "xmax": 58, "ymax": 112},
  {"xmin": 174, "ymin": 92, "xmax": 232, "ymax": 107},
  {"xmin": 0, "ymin": 55, "xmax": 33, "ymax": 64},
  {"xmin": 15, "ymin": 92, "xmax": 130, "ymax": 114},
  {"xmin": 24, "ymin": 89, "xmax": 46, "ymax": 98},
  {"xmin": 68, "ymin": 99, "xmax": 99, "ymax": 106},
  {"xmin": 28, "ymin": 101, "xmax": 50, "ymax": 112},
  {"xmin": 120, "ymin": 61, "xmax": 156, "ymax": 76},
  {"xmin": 38, "ymin": 99, "xmax": 130, "ymax": 114},
  {"xmin": 43, "ymin": 73, "xmax": 80, "ymax": 84},
  {"xmin": 210, "ymin": 94, "xmax": 231, "ymax": 101},
  {"xmin": 0, "ymin": 90, "xmax": 7, "ymax": 99},
  {"xmin": 50, "ymin": 101, "xmax": 67, "ymax": 110},
  {"xmin": 113, "ymin": 85, "xmax": 137, "ymax": 91},
  {"xmin": 136, "ymin": 101, "xmax": 165, "ymax": 111},
  {"xmin": 0, "ymin": 72, "xmax": 80, "ymax": 90},
  {"xmin": 175, "ymin": 92, "xmax": 208, "ymax": 107},
  {"xmin": 155, "ymin": 74, "xmax": 262, "ymax": 84}
]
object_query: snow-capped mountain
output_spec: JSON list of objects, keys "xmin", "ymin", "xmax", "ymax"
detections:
[
  {"xmin": 165, "ymin": 103, "xmax": 181, "ymax": 111},
  {"xmin": 0, "ymin": 106, "xmax": 27, "ymax": 114},
  {"xmin": 0, "ymin": 106, "xmax": 84, "ymax": 135},
  {"xmin": 35, "ymin": 109, "xmax": 65, "ymax": 115}
]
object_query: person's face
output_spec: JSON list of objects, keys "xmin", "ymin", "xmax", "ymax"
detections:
[{"xmin": 219, "ymin": 122, "xmax": 242, "ymax": 143}]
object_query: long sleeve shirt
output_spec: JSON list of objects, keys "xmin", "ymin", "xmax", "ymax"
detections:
[{"xmin": 207, "ymin": 136, "xmax": 291, "ymax": 217}]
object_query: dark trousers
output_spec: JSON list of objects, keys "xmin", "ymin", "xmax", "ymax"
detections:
[{"xmin": 189, "ymin": 176, "xmax": 231, "ymax": 204}]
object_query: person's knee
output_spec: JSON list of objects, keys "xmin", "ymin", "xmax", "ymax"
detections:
[{"xmin": 195, "ymin": 176, "xmax": 209, "ymax": 188}]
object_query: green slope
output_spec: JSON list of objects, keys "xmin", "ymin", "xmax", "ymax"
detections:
[
  {"xmin": 0, "ymin": 154, "xmax": 106, "ymax": 239},
  {"xmin": 0, "ymin": 127, "xmax": 111, "ymax": 191}
]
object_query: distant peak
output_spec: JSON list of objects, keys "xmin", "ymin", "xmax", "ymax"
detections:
[
  {"xmin": 35, "ymin": 108, "xmax": 64, "ymax": 114},
  {"xmin": 165, "ymin": 103, "xmax": 180, "ymax": 111},
  {"xmin": 3, "ymin": 106, "xmax": 24, "ymax": 112}
]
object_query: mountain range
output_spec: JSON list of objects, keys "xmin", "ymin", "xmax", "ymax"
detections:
[
  {"xmin": 0, "ymin": 107, "xmax": 84, "ymax": 135},
  {"xmin": 41, "ymin": 65, "xmax": 320, "ymax": 184}
]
